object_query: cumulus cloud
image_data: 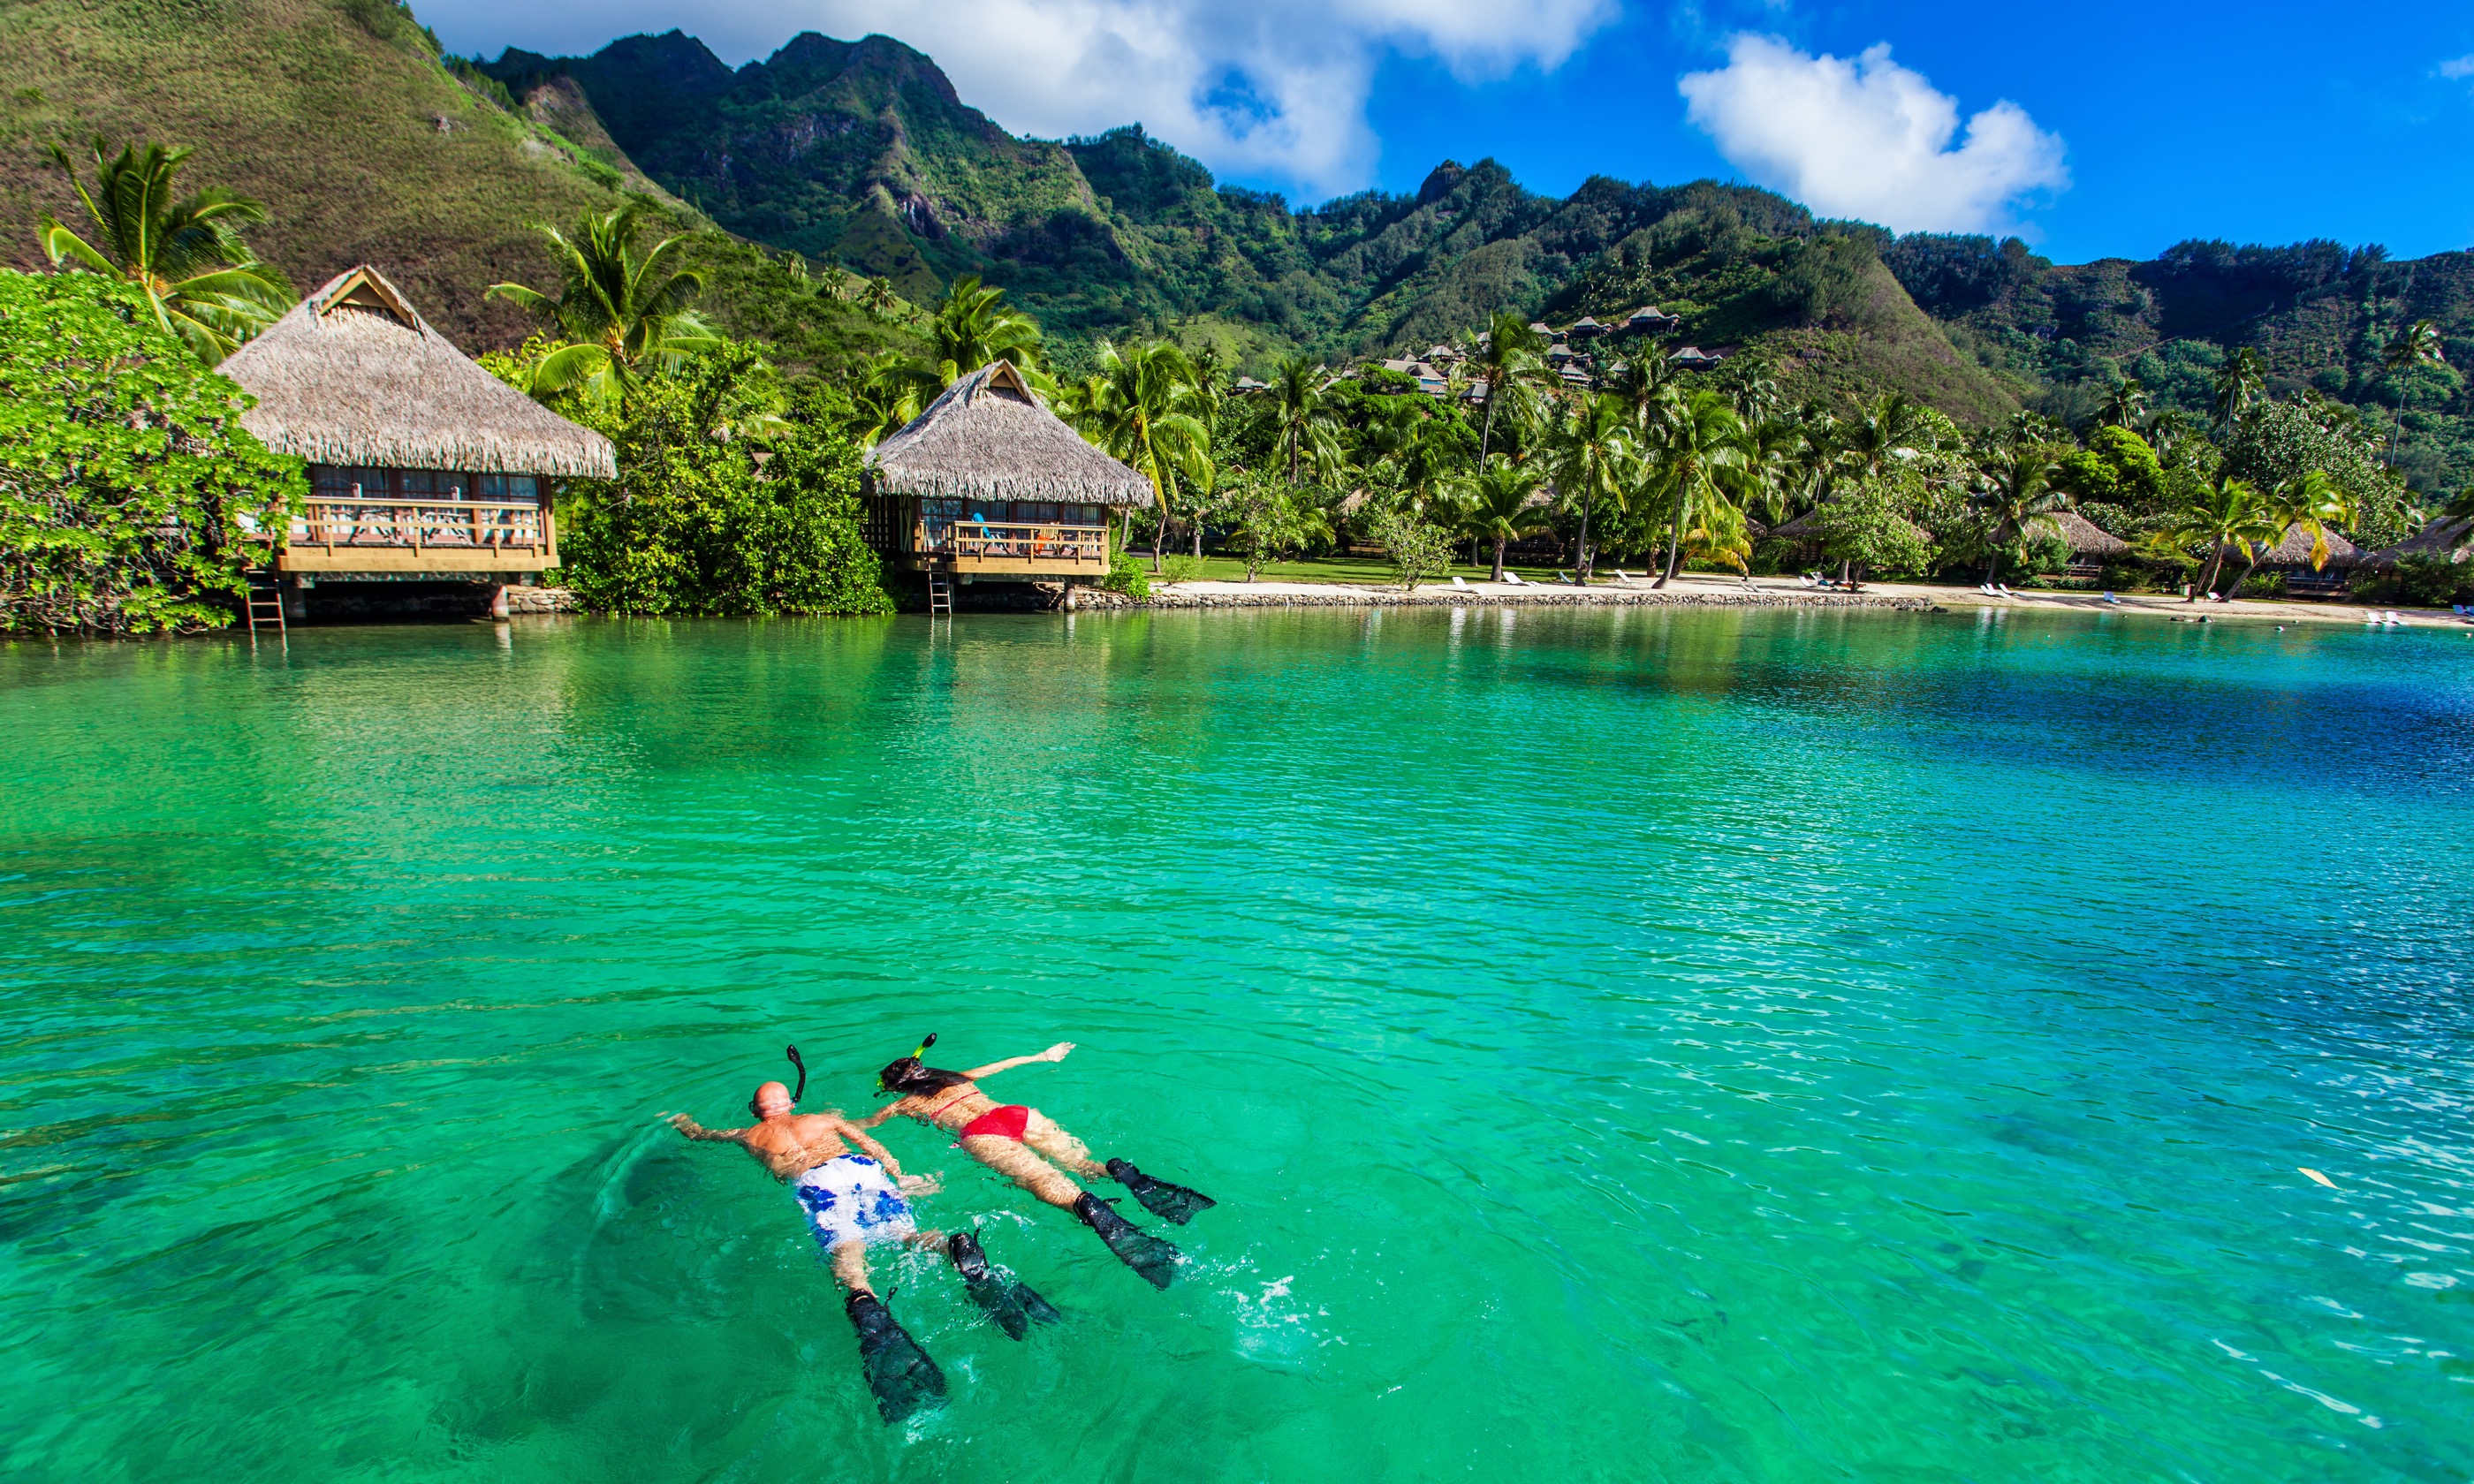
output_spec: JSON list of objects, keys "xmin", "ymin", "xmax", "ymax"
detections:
[
  {"xmin": 418, "ymin": 0, "xmax": 1617, "ymax": 198},
  {"xmin": 1677, "ymin": 34, "xmax": 2068, "ymax": 233}
]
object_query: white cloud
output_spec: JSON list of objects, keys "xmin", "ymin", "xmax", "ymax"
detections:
[
  {"xmin": 418, "ymin": 0, "xmax": 1617, "ymax": 198},
  {"xmin": 2440, "ymin": 54, "xmax": 2474, "ymax": 81},
  {"xmin": 1677, "ymin": 34, "xmax": 2068, "ymax": 233}
]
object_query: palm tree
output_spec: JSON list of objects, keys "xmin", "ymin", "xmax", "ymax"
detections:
[
  {"xmin": 1549, "ymin": 393, "xmax": 1637, "ymax": 582},
  {"xmin": 845, "ymin": 352, "xmax": 937, "ymax": 447},
  {"xmin": 1075, "ymin": 341, "xmax": 1211, "ymax": 572},
  {"xmin": 2380, "ymin": 319, "xmax": 2445, "ymax": 467},
  {"xmin": 928, "ymin": 275, "xmax": 1043, "ymax": 385},
  {"xmin": 1969, "ymin": 438, "xmax": 2070, "ymax": 584},
  {"xmin": 1460, "ymin": 458, "xmax": 1548, "ymax": 581},
  {"xmin": 2157, "ymin": 474, "xmax": 2279, "ymax": 601},
  {"xmin": 488, "ymin": 202, "xmax": 720, "ymax": 402},
  {"xmin": 2221, "ymin": 470, "xmax": 2352, "ymax": 598},
  {"xmin": 860, "ymin": 276, "xmax": 899, "ymax": 315},
  {"xmin": 1469, "ymin": 310, "xmax": 1545, "ymax": 464},
  {"xmin": 1267, "ymin": 356, "xmax": 1340, "ymax": 484},
  {"xmin": 1648, "ymin": 390, "xmax": 1754, "ymax": 587},
  {"xmin": 1836, "ymin": 391, "xmax": 1928, "ymax": 483},
  {"xmin": 2211, "ymin": 347, "xmax": 2265, "ymax": 428},
  {"xmin": 37, "ymin": 138, "xmax": 294, "ymax": 366},
  {"xmin": 2099, "ymin": 377, "xmax": 2149, "ymax": 429}
]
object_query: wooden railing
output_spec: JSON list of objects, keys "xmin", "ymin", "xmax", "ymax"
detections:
[
  {"xmin": 290, "ymin": 498, "xmax": 549, "ymax": 553},
  {"xmin": 933, "ymin": 521, "xmax": 1109, "ymax": 564}
]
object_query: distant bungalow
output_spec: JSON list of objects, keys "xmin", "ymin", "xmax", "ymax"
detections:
[
  {"xmin": 861, "ymin": 361, "xmax": 1153, "ymax": 608},
  {"xmin": 219, "ymin": 266, "xmax": 613, "ymax": 623}
]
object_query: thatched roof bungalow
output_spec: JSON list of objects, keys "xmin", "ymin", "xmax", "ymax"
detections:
[
  {"xmin": 2365, "ymin": 517, "xmax": 2471, "ymax": 569},
  {"xmin": 2027, "ymin": 511, "xmax": 2135, "ymax": 559},
  {"xmin": 218, "ymin": 266, "xmax": 613, "ymax": 584},
  {"xmin": 861, "ymin": 360, "xmax": 1151, "ymax": 586}
]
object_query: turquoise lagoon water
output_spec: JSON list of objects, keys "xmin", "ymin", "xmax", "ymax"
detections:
[{"xmin": 1, "ymin": 606, "xmax": 2469, "ymax": 1483}]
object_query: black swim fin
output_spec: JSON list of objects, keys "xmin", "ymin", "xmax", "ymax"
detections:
[
  {"xmin": 1106, "ymin": 1158, "xmax": 1218, "ymax": 1225},
  {"xmin": 844, "ymin": 1291, "xmax": 947, "ymax": 1424},
  {"xmin": 1073, "ymin": 1191, "xmax": 1180, "ymax": 1290},
  {"xmin": 946, "ymin": 1230, "xmax": 1062, "ymax": 1340}
]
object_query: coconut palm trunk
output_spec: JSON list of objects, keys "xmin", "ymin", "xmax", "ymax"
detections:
[
  {"xmin": 1656, "ymin": 486, "xmax": 1690, "ymax": 587},
  {"xmin": 1491, "ymin": 534, "xmax": 1508, "ymax": 582}
]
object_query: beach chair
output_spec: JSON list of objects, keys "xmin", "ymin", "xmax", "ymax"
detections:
[
  {"xmin": 2102, "ymin": 592, "xmax": 2122, "ymax": 605},
  {"xmin": 1995, "ymin": 584, "xmax": 2015, "ymax": 597},
  {"xmin": 1451, "ymin": 575, "xmax": 1470, "ymax": 591},
  {"xmin": 1503, "ymin": 572, "xmax": 1526, "ymax": 586}
]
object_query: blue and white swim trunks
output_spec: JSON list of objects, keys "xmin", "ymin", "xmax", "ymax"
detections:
[{"xmin": 793, "ymin": 1155, "xmax": 917, "ymax": 1250}]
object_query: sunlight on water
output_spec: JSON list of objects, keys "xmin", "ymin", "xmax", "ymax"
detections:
[{"xmin": 2, "ymin": 606, "xmax": 2469, "ymax": 1482}]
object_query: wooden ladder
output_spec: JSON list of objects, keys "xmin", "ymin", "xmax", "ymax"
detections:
[
  {"xmin": 243, "ymin": 571, "xmax": 286, "ymax": 636},
  {"xmin": 927, "ymin": 569, "xmax": 954, "ymax": 617}
]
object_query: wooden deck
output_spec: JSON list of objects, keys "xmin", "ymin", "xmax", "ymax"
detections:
[{"xmin": 275, "ymin": 497, "xmax": 556, "ymax": 575}]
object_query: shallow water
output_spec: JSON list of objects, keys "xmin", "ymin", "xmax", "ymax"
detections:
[{"xmin": 2, "ymin": 606, "xmax": 2470, "ymax": 1483}]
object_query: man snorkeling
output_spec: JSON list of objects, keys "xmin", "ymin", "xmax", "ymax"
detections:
[
  {"xmin": 856, "ymin": 1034, "xmax": 1215, "ymax": 1291},
  {"xmin": 667, "ymin": 1048, "xmax": 1059, "ymax": 1424}
]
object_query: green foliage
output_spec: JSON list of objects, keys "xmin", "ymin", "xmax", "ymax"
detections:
[
  {"xmin": 1102, "ymin": 549, "xmax": 1151, "ymax": 600},
  {"xmin": 1209, "ymin": 474, "xmax": 1327, "ymax": 579},
  {"xmin": 35, "ymin": 138, "xmax": 295, "ymax": 367},
  {"xmin": 2219, "ymin": 398, "xmax": 2409, "ymax": 549},
  {"xmin": 1367, "ymin": 508, "xmax": 1456, "ymax": 589},
  {"xmin": 1160, "ymin": 554, "xmax": 1204, "ymax": 584},
  {"xmin": 558, "ymin": 344, "xmax": 891, "ymax": 616},
  {"xmin": 0, "ymin": 270, "xmax": 304, "ymax": 633},
  {"xmin": 1813, "ymin": 473, "xmax": 1935, "ymax": 584},
  {"xmin": 2351, "ymin": 556, "xmax": 2474, "ymax": 609},
  {"xmin": 487, "ymin": 202, "xmax": 722, "ymax": 401}
]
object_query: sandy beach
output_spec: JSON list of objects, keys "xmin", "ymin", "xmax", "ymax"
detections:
[{"xmin": 1122, "ymin": 572, "xmax": 2473, "ymax": 629}]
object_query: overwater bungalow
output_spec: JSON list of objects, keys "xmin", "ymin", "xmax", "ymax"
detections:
[
  {"xmin": 219, "ymin": 266, "xmax": 615, "ymax": 621},
  {"xmin": 861, "ymin": 361, "xmax": 1152, "ymax": 603}
]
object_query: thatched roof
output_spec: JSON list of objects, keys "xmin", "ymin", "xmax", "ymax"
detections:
[
  {"xmin": 2367, "ymin": 516, "xmax": 2473, "ymax": 568},
  {"xmin": 866, "ymin": 361, "xmax": 1154, "ymax": 506},
  {"xmin": 220, "ymin": 267, "xmax": 615, "ymax": 479},
  {"xmin": 2026, "ymin": 510, "xmax": 2134, "ymax": 557},
  {"xmin": 2250, "ymin": 522, "xmax": 2366, "ymax": 568}
]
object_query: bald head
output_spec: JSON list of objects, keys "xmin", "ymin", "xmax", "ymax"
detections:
[{"xmin": 749, "ymin": 1080, "xmax": 794, "ymax": 1118}]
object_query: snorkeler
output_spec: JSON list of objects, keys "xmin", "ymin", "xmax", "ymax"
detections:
[
  {"xmin": 856, "ymin": 1035, "xmax": 1215, "ymax": 1291},
  {"xmin": 668, "ymin": 1049, "xmax": 1060, "ymax": 1423}
]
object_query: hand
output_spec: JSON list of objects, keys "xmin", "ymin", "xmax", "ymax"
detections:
[
  {"xmin": 898, "ymin": 1172, "xmax": 944, "ymax": 1198},
  {"xmin": 1041, "ymin": 1041, "xmax": 1075, "ymax": 1063},
  {"xmin": 666, "ymin": 1113, "xmax": 701, "ymax": 1137}
]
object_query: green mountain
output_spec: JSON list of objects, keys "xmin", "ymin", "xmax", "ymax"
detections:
[
  {"xmin": 0, "ymin": 0, "xmax": 914, "ymax": 371},
  {"xmin": 0, "ymin": 1, "xmax": 2463, "ymax": 489}
]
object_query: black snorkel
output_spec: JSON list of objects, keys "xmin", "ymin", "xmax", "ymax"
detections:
[
  {"xmin": 750, "ymin": 1044, "xmax": 808, "ymax": 1119},
  {"xmin": 876, "ymin": 1032, "xmax": 937, "ymax": 1094}
]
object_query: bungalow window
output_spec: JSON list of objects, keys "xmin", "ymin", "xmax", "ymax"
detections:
[
  {"xmin": 474, "ymin": 473, "xmax": 540, "ymax": 502},
  {"xmin": 397, "ymin": 469, "xmax": 452, "ymax": 499},
  {"xmin": 314, "ymin": 465, "xmax": 394, "ymax": 499}
]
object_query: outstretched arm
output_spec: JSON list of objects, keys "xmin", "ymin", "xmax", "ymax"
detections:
[
  {"xmin": 960, "ymin": 1042, "xmax": 1075, "ymax": 1080},
  {"xmin": 838, "ymin": 1120, "xmax": 904, "ymax": 1180},
  {"xmin": 852, "ymin": 1101, "xmax": 907, "ymax": 1130},
  {"xmin": 667, "ymin": 1113, "xmax": 746, "ymax": 1145}
]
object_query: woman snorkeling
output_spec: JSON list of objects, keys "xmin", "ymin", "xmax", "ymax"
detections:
[{"xmin": 856, "ymin": 1034, "xmax": 1214, "ymax": 1290}]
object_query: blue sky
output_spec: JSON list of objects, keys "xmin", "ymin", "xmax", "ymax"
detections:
[{"xmin": 424, "ymin": 0, "xmax": 2474, "ymax": 264}]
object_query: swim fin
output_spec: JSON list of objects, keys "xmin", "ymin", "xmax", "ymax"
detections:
[
  {"xmin": 1106, "ymin": 1158, "xmax": 1217, "ymax": 1225},
  {"xmin": 1073, "ymin": 1191, "xmax": 1180, "ymax": 1291},
  {"xmin": 843, "ymin": 1291, "xmax": 947, "ymax": 1424},
  {"xmin": 947, "ymin": 1230, "xmax": 1062, "ymax": 1340}
]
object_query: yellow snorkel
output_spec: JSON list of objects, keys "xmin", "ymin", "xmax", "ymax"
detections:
[{"xmin": 876, "ymin": 1031, "xmax": 937, "ymax": 1094}]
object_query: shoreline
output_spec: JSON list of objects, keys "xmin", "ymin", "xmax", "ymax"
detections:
[{"xmin": 1088, "ymin": 574, "xmax": 2471, "ymax": 628}]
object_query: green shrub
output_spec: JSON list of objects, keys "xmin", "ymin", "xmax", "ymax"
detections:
[
  {"xmin": 2350, "ymin": 556, "xmax": 2473, "ymax": 609},
  {"xmin": 560, "ymin": 344, "xmax": 892, "ymax": 616},
  {"xmin": 2237, "ymin": 571, "xmax": 2288, "ymax": 599},
  {"xmin": 1102, "ymin": 549, "xmax": 1150, "ymax": 600},
  {"xmin": 1368, "ymin": 509, "xmax": 1456, "ymax": 589},
  {"xmin": 0, "ymin": 270, "xmax": 305, "ymax": 634},
  {"xmin": 1160, "ymin": 554, "xmax": 1204, "ymax": 583}
]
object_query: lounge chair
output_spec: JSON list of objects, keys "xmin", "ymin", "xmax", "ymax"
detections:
[
  {"xmin": 1996, "ymin": 584, "xmax": 2016, "ymax": 597},
  {"xmin": 1503, "ymin": 571, "xmax": 1526, "ymax": 586},
  {"xmin": 2102, "ymin": 592, "xmax": 2122, "ymax": 605},
  {"xmin": 1451, "ymin": 574, "xmax": 1471, "ymax": 590}
]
